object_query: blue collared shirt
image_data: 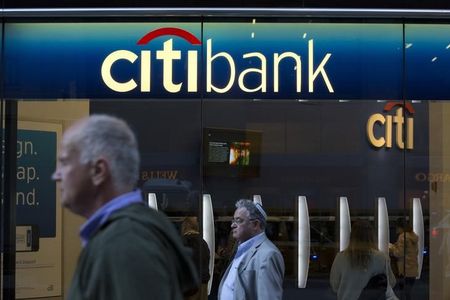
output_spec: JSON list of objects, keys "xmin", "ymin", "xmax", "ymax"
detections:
[
  {"xmin": 79, "ymin": 189, "xmax": 143, "ymax": 247},
  {"xmin": 220, "ymin": 232, "xmax": 266, "ymax": 300}
]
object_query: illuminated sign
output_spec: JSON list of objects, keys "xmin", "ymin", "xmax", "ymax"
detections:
[
  {"xmin": 5, "ymin": 22, "xmax": 405, "ymax": 99},
  {"xmin": 366, "ymin": 101, "xmax": 414, "ymax": 150},
  {"xmin": 101, "ymin": 27, "xmax": 334, "ymax": 95}
]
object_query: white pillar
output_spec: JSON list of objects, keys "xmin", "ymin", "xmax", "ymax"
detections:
[
  {"xmin": 297, "ymin": 196, "xmax": 310, "ymax": 288},
  {"xmin": 339, "ymin": 196, "xmax": 351, "ymax": 251},
  {"xmin": 413, "ymin": 197, "xmax": 424, "ymax": 279},
  {"xmin": 147, "ymin": 193, "xmax": 158, "ymax": 210},
  {"xmin": 202, "ymin": 194, "xmax": 215, "ymax": 294},
  {"xmin": 377, "ymin": 197, "xmax": 389, "ymax": 255}
]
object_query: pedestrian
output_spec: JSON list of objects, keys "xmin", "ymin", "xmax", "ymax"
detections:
[
  {"xmin": 52, "ymin": 114, "xmax": 198, "ymax": 300},
  {"xmin": 218, "ymin": 199, "xmax": 285, "ymax": 300}
]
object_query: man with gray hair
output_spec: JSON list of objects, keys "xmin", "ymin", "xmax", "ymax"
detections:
[
  {"xmin": 218, "ymin": 199, "xmax": 285, "ymax": 300},
  {"xmin": 52, "ymin": 114, "xmax": 198, "ymax": 300}
]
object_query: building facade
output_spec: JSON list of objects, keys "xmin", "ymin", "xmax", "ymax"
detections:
[{"xmin": 1, "ymin": 6, "xmax": 450, "ymax": 300}]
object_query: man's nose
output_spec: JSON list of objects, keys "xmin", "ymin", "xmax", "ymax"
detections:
[{"xmin": 51, "ymin": 169, "xmax": 60, "ymax": 181}]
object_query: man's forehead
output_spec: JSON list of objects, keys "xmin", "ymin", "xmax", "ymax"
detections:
[
  {"xmin": 58, "ymin": 141, "xmax": 77, "ymax": 159},
  {"xmin": 234, "ymin": 207, "xmax": 249, "ymax": 217},
  {"xmin": 61, "ymin": 133, "xmax": 75, "ymax": 151},
  {"xmin": 60, "ymin": 128, "xmax": 82, "ymax": 156},
  {"xmin": 62, "ymin": 120, "xmax": 86, "ymax": 146},
  {"xmin": 65, "ymin": 120, "xmax": 85, "ymax": 138}
]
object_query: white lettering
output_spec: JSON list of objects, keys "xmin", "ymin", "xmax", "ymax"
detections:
[
  {"xmin": 101, "ymin": 50, "xmax": 138, "ymax": 92},
  {"xmin": 101, "ymin": 36, "xmax": 337, "ymax": 96},
  {"xmin": 156, "ymin": 39, "xmax": 182, "ymax": 93},
  {"xmin": 274, "ymin": 52, "xmax": 301, "ymax": 92},
  {"xmin": 187, "ymin": 50, "xmax": 198, "ymax": 92},
  {"xmin": 17, "ymin": 140, "xmax": 34, "ymax": 159},
  {"xmin": 141, "ymin": 50, "xmax": 151, "ymax": 92},
  {"xmin": 207, "ymin": 39, "xmax": 236, "ymax": 93},
  {"xmin": 238, "ymin": 52, "xmax": 266, "ymax": 93},
  {"xmin": 308, "ymin": 39, "xmax": 334, "ymax": 93},
  {"xmin": 16, "ymin": 188, "xmax": 37, "ymax": 206}
]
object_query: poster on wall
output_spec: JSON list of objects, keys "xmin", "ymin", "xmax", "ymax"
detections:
[{"xmin": 15, "ymin": 121, "xmax": 62, "ymax": 298}]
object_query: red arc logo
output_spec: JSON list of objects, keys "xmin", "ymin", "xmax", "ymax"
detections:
[
  {"xmin": 137, "ymin": 27, "xmax": 202, "ymax": 45},
  {"xmin": 383, "ymin": 101, "xmax": 415, "ymax": 114}
]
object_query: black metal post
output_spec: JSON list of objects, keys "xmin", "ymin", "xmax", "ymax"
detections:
[{"xmin": 2, "ymin": 100, "xmax": 17, "ymax": 300}]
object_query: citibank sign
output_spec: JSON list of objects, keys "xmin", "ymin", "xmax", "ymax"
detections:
[
  {"xmin": 366, "ymin": 101, "xmax": 414, "ymax": 150},
  {"xmin": 101, "ymin": 27, "xmax": 335, "ymax": 94}
]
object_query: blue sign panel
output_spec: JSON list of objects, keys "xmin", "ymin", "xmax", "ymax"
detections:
[
  {"xmin": 405, "ymin": 24, "xmax": 450, "ymax": 100},
  {"xmin": 5, "ymin": 22, "xmax": 404, "ymax": 100}
]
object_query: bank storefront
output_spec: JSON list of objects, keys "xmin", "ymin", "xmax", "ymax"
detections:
[{"xmin": 1, "ymin": 9, "xmax": 450, "ymax": 299}]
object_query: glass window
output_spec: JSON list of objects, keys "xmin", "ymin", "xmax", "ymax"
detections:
[
  {"xmin": 3, "ymin": 16, "xmax": 450, "ymax": 300},
  {"xmin": 405, "ymin": 23, "xmax": 450, "ymax": 300}
]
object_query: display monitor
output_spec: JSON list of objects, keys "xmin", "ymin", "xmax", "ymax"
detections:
[{"xmin": 203, "ymin": 127, "xmax": 262, "ymax": 178}]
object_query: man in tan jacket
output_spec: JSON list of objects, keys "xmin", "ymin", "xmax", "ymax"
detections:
[{"xmin": 389, "ymin": 218, "xmax": 419, "ymax": 300}]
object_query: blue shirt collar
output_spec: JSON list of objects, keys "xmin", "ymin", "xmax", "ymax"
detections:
[
  {"xmin": 235, "ymin": 231, "xmax": 266, "ymax": 259},
  {"xmin": 80, "ymin": 189, "xmax": 143, "ymax": 247}
]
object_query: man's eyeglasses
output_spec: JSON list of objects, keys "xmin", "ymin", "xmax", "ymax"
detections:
[{"xmin": 231, "ymin": 218, "xmax": 257, "ymax": 225}]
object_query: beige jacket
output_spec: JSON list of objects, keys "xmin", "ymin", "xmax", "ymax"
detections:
[{"xmin": 390, "ymin": 231, "xmax": 419, "ymax": 277}]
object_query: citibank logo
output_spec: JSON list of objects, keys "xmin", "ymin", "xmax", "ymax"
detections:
[
  {"xmin": 101, "ymin": 28, "xmax": 201, "ymax": 93},
  {"xmin": 366, "ymin": 101, "xmax": 414, "ymax": 150},
  {"xmin": 101, "ymin": 27, "xmax": 334, "ymax": 94}
]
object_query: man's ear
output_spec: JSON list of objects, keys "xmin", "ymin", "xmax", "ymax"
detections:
[
  {"xmin": 90, "ymin": 158, "xmax": 110, "ymax": 186},
  {"xmin": 253, "ymin": 219, "xmax": 262, "ymax": 231}
]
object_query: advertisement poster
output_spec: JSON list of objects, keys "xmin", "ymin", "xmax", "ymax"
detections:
[{"xmin": 15, "ymin": 121, "xmax": 62, "ymax": 298}]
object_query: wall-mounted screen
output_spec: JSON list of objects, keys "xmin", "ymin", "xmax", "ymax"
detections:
[{"xmin": 203, "ymin": 127, "xmax": 262, "ymax": 178}]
